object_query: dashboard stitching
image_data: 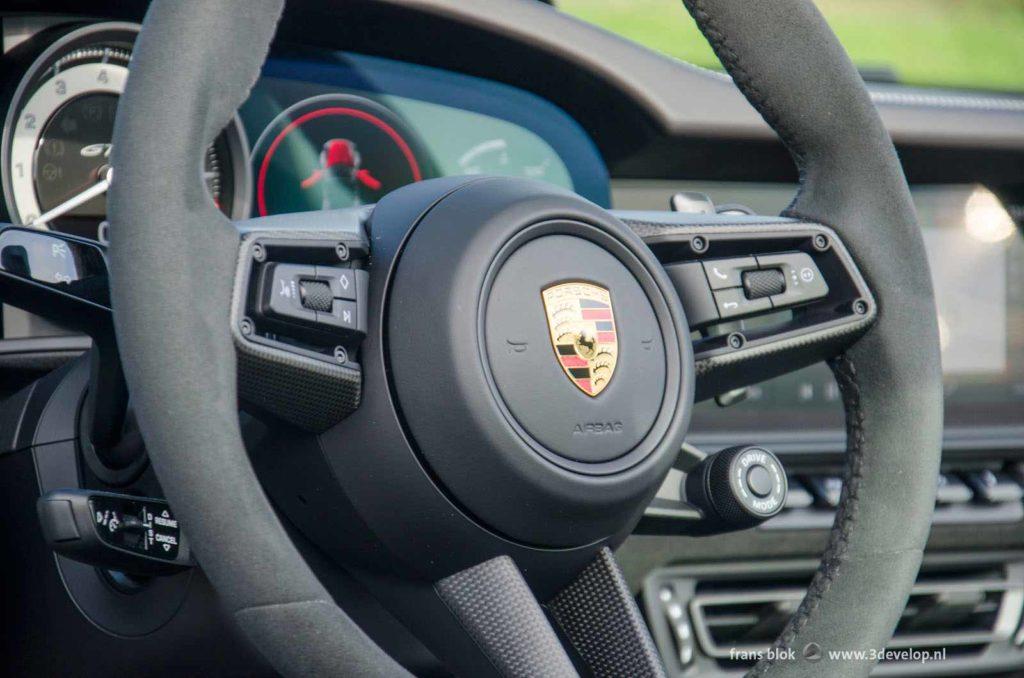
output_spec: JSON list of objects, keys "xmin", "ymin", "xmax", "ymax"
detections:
[{"xmin": 868, "ymin": 90, "xmax": 1024, "ymax": 113}]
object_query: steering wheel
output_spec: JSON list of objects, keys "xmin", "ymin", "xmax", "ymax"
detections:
[{"xmin": 107, "ymin": 0, "xmax": 942, "ymax": 676}]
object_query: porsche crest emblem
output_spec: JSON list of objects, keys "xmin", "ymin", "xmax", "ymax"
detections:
[{"xmin": 541, "ymin": 282, "xmax": 618, "ymax": 397}]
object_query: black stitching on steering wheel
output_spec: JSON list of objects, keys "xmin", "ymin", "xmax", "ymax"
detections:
[
  {"xmin": 672, "ymin": 9, "xmax": 875, "ymax": 672},
  {"xmin": 681, "ymin": 0, "xmax": 810, "ymax": 207},
  {"xmin": 750, "ymin": 354, "xmax": 865, "ymax": 675}
]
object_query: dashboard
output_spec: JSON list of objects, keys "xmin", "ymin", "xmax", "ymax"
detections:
[
  {"xmin": 4, "ymin": 20, "xmax": 1021, "ymax": 441},
  {"xmin": 1, "ymin": 5, "xmax": 1024, "ymax": 677},
  {"xmin": 2, "ymin": 16, "xmax": 1023, "ymax": 452}
]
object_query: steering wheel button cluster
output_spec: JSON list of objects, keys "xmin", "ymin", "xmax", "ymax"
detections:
[
  {"xmin": 257, "ymin": 259, "xmax": 367, "ymax": 335},
  {"xmin": 684, "ymin": 249, "xmax": 832, "ymax": 324}
]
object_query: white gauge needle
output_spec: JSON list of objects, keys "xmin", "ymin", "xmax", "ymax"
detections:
[{"xmin": 29, "ymin": 166, "xmax": 113, "ymax": 228}]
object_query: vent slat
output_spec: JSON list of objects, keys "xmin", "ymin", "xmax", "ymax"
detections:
[{"xmin": 686, "ymin": 577, "xmax": 1023, "ymax": 663}]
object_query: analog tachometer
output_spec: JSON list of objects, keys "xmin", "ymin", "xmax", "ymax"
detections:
[{"xmin": 2, "ymin": 22, "xmax": 250, "ymax": 238}]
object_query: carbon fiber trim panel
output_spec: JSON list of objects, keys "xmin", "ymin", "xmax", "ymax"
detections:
[
  {"xmin": 436, "ymin": 556, "xmax": 578, "ymax": 678},
  {"xmin": 234, "ymin": 344, "xmax": 361, "ymax": 432},
  {"xmin": 550, "ymin": 547, "xmax": 667, "ymax": 678},
  {"xmin": 231, "ymin": 229, "xmax": 366, "ymax": 432}
]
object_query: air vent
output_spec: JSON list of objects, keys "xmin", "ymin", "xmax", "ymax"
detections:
[
  {"xmin": 686, "ymin": 569, "xmax": 1024, "ymax": 667},
  {"xmin": 645, "ymin": 561, "xmax": 1024, "ymax": 675}
]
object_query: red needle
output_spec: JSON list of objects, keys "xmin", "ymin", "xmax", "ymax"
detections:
[
  {"xmin": 300, "ymin": 169, "xmax": 323, "ymax": 189},
  {"xmin": 355, "ymin": 169, "xmax": 382, "ymax": 191}
]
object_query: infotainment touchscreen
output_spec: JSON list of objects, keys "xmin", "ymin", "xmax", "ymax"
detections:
[{"xmin": 691, "ymin": 185, "xmax": 1024, "ymax": 433}]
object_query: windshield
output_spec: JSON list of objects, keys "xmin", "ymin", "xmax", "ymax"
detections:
[{"xmin": 559, "ymin": 0, "xmax": 1024, "ymax": 93}]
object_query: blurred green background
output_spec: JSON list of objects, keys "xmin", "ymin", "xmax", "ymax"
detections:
[{"xmin": 558, "ymin": 0, "xmax": 1024, "ymax": 93}]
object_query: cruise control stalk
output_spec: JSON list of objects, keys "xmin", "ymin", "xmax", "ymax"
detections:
[{"xmin": 38, "ymin": 489, "xmax": 190, "ymax": 575}]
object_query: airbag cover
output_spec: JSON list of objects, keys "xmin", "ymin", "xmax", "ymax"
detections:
[{"xmin": 485, "ymin": 235, "xmax": 665, "ymax": 463}]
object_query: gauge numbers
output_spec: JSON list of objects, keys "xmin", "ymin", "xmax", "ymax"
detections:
[
  {"xmin": 9, "ymin": 59, "xmax": 126, "ymax": 231},
  {"xmin": 2, "ymin": 22, "xmax": 250, "ymax": 238}
]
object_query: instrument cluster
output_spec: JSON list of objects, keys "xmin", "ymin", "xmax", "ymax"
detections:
[{"xmin": 2, "ymin": 20, "xmax": 607, "ymax": 241}]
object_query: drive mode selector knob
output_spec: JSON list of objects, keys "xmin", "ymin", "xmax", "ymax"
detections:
[{"xmin": 685, "ymin": 445, "xmax": 787, "ymax": 532}]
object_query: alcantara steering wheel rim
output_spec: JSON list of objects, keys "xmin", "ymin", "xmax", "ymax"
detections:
[{"xmin": 107, "ymin": 1, "xmax": 943, "ymax": 676}]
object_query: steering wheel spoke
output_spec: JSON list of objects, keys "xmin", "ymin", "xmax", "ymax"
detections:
[
  {"xmin": 435, "ymin": 556, "xmax": 580, "ymax": 677},
  {"xmin": 616, "ymin": 210, "xmax": 877, "ymax": 401},
  {"xmin": 548, "ymin": 547, "xmax": 668, "ymax": 678},
  {"xmin": 228, "ymin": 208, "xmax": 371, "ymax": 431},
  {"xmin": 433, "ymin": 547, "xmax": 667, "ymax": 678}
]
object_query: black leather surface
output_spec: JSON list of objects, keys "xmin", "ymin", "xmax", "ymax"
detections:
[
  {"xmin": 108, "ymin": 1, "xmax": 409, "ymax": 676},
  {"xmin": 681, "ymin": 1, "xmax": 943, "ymax": 676}
]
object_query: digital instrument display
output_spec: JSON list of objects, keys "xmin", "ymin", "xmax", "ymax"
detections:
[
  {"xmin": 251, "ymin": 94, "xmax": 428, "ymax": 215},
  {"xmin": 240, "ymin": 55, "xmax": 593, "ymax": 217},
  {"xmin": 690, "ymin": 184, "xmax": 1024, "ymax": 432}
]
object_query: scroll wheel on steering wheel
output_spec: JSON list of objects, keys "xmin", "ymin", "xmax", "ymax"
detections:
[
  {"xmin": 742, "ymin": 268, "xmax": 786, "ymax": 300},
  {"xmin": 299, "ymin": 280, "xmax": 334, "ymax": 312}
]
